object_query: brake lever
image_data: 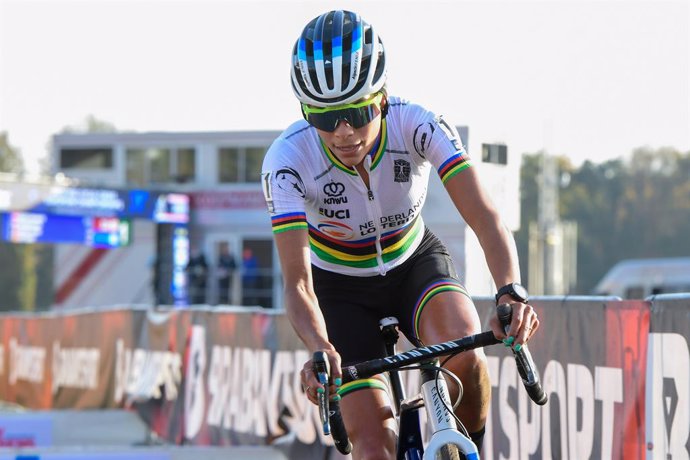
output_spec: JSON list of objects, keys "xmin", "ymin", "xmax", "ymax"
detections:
[{"xmin": 312, "ymin": 351, "xmax": 331, "ymax": 435}]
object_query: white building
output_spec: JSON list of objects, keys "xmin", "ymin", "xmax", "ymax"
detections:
[{"xmin": 51, "ymin": 129, "xmax": 520, "ymax": 309}]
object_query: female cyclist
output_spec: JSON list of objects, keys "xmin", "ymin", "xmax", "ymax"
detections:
[{"xmin": 261, "ymin": 10, "xmax": 540, "ymax": 459}]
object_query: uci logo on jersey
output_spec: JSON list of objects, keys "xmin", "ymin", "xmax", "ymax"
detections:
[{"xmin": 319, "ymin": 208, "xmax": 350, "ymax": 219}]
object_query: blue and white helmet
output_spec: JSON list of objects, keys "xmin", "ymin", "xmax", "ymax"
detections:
[{"xmin": 291, "ymin": 10, "xmax": 387, "ymax": 107}]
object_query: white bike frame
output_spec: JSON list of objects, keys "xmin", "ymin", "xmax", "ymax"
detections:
[
  {"xmin": 321, "ymin": 312, "xmax": 545, "ymax": 459},
  {"xmin": 320, "ymin": 319, "xmax": 504, "ymax": 459},
  {"xmin": 419, "ymin": 375, "xmax": 479, "ymax": 460}
]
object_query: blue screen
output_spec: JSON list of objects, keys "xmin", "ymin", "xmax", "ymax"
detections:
[{"xmin": 0, "ymin": 212, "xmax": 130, "ymax": 248}]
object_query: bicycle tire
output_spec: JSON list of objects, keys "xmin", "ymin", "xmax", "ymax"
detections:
[{"xmin": 435, "ymin": 443, "xmax": 463, "ymax": 460}]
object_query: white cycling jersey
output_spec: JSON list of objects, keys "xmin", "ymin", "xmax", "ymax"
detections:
[{"xmin": 261, "ymin": 95, "xmax": 471, "ymax": 277}]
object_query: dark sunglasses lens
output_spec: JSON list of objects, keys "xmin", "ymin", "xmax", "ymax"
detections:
[
  {"xmin": 307, "ymin": 104, "xmax": 379, "ymax": 132},
  {"xmin": 307, "ymin": 112, "xmax": 340, "ymax": 131},
  {"xmin": 348, "ymin": 104, "xmax": 380, "ymax": 128},
  {"xmin": 347, "ymin": 108, "xmax": 369, "ymax": 129}
]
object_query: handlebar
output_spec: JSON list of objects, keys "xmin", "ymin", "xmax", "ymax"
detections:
[
  {"xmin": 313, "ymin": 314, "xmax": 547, "ymax": 453},
  {"xmin": 341, "ymin": 331, "xmax": 500, "ymax": 384},
  {"xmin": 312, "ymin": 352, "xmax": 352, "ymax": 455},
  {"xmin": 496, "ymin": 303, "xmax": 548, "ymax": 405}
]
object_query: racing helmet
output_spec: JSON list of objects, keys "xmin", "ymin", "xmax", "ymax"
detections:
[{"xmin": 291, "ymin": 10, "xmax": 387, "ymax": 107}]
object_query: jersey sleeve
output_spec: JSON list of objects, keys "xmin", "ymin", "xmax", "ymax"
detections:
[
  {"xmin": 261, "ymin": 137, "xmax": 310, "ymax": 234},
  {"xmin": 400, "ymin": 102, "xmax": 472, "ymax": 185}
]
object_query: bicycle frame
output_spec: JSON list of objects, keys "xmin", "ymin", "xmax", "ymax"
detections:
[
  {"xmin": 314, "ymin": 328, "xmax": 499, "ymax": 458},
  {"xmin": 315, "ymin": 305, "xmax": 547, "ymax": 459},
  {"xmin": 418, "ymin": 370, "xmax": 479, "ymax": 459},
  {"xmin": 381, "ymin": 317, "xmax": 482, "ymax": 460}
]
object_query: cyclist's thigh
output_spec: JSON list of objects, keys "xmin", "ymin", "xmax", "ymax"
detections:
[
  {"xmin": 340, "ymin": 382, "xmax": 397, "ymax": 459},
  {"xmin": 311, "ymin": 265, "xmax": 390, "ymax": 364},
  {"xmin": 395, "ymin": 230, "xmax": 481, "ymax": 344},
  {"xmin": 416, "ymin": 289, "xmax": 481, "ymax": 345}
]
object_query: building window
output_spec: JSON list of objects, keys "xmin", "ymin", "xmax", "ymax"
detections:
[
  {"xmin": 482, "ymin": 144, "xmax": 508, "ymax": 165},
  {"xmin": 126, "ymin": 147, "xmax": 196, "ymax": 186},
  {"xmin": 149, "ymin": 148, "xmax": 172, "ymax": 183},
  {"xmin": 218, "ymin": 146, "xmax": 266, "ymax": 183},
  {"xmin": 245, "ymin": 147, "xmax": 265, "ymax": 182},
  {"xmin": 218, "ymin": 148, "xmax": 240, "ymax": 183},
  {"xmin": 60, "ymin": 147, "xmax": 113, "ymax": 169},
  {"xmin": 126, "ymin": 149, "xmax": 146, "ymax": 186},
  {"xmin": 177, "ymin": 148, "xmax": 195, "ymax": 182}
]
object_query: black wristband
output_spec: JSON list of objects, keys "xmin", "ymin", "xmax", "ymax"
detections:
[{"xmin": 495, "ymin": 282, "xmax": 529, "ymax": 304}]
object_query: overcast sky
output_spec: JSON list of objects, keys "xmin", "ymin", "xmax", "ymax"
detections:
[{"xmin": 1, "ymin": 0, "xmax": 688, "ymax": 175}]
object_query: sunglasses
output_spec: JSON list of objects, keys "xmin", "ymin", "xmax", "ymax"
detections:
[{"xmin": 302, "ymin": 93, "xmax": 384, "ymax": 132}]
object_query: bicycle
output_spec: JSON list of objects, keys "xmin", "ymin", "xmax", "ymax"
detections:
[{"xmin": 312, "ymin": 303, "xmax": 548, "ymax": 460}]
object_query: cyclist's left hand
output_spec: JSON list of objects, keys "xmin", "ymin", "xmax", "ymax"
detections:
[
  {"xmin": 300, "ymin": 349, "xmax": 342, "ymax": 405},
  {"xmin": 490, "ymin": 301, "xmax": 540, "ymax": 346}
]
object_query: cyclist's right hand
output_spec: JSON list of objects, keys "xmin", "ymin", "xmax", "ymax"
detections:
[{"xmin": 300, "ymin": 348, "xmax": 342, "ymax": 405}]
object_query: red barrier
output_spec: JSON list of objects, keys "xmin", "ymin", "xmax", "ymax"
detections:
[{"xmin": 1, "ymin": 296, "xmax": 688, "ymax": 459}]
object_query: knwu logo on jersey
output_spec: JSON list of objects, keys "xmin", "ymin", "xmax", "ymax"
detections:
[{"xmin": 323, "ymin": 181, "xmax": 348, "ymax": 204}]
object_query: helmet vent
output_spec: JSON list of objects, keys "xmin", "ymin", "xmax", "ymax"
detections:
[{"xmin": 291, "ymin": 10, "xmax": 387, "ymax": 106}]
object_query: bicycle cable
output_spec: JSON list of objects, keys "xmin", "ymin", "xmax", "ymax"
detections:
[
  {"xmin": 434, "ymin": 354, "xmax": 470, "ymax": 437},
  {"xmin": 394, "ymin": 362, "xmax": 469, "ymax": 438}
]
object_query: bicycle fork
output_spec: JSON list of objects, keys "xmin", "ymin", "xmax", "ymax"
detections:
[{"xmin": 420, "ymin": 364, "xmax": 479, "ymax": 459}]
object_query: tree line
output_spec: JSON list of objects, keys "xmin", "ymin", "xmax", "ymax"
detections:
[
  {"xmin": 0, "ymin": 133, "xmax": 53, "ymax": 311},
  {"xmin": 515, "ymin": 147, "xmax": 690, "ymax": 293}
]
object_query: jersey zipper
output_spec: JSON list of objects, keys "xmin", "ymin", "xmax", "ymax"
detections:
[{"xmin": 360, "ymin": 156, "xmax": 386, "ymax": 275}]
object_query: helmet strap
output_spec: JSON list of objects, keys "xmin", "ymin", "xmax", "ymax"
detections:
[{"xmin": 380, "ymin": 96, "xmax": 389, "ymax": 119}]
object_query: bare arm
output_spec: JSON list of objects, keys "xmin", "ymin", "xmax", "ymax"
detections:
[
  {"xmin": 274, "ymin": 228, "xmax": 332, "ymax": 352},
  {"xmin": 445, "ymin": 167, "xmax": 520, "ymax": 287},
  {"xmin": 274, "ymin": 228, "xmax": 342, "ymax": 397},
  {"xmin": 444, "ymin": 167, "xmax": 540, "ymax": 342}
]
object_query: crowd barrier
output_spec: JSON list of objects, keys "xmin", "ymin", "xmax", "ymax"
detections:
[
  {"xmin": 0, "ymin": 296, "xmax": 688, "ymax": 460},
  {"xmin": 0, "ymin": 446, "xmax": 287, "ymax": 460}
]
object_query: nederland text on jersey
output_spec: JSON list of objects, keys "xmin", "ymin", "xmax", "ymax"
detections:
[{"xmin": 309, "ymin": 216, "xmax": 423, "ymax": 269}]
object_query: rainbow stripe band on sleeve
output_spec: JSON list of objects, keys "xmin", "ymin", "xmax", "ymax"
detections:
[
  {"xmin": 438, "ymin": 152, "xmax": 471, "ymax": 184},
  {"xmin": 271, "ymin": 212, "xmax": 308, "ymax": 234},
  {"xmin": 337, "ymin": 378, "xmax": 389, "ymax": 398}
]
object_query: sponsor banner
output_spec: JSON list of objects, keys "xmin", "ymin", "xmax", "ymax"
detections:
[
  {"xmin": 0, "ymin": 183, "xmax": 189, "ymax": 223},
  {"xmin": 189, "ymin": 190, "xmax": 269, "ymax": 227},
  {"xmin": 116, "ymin": 308, "xmax": 191, "ymax": 444},
  {"xmin": 1, "ymin": 315, "xmax": 57, "ymax": 408},
  {"xmin": 190, "ymin": 191, "xmax": 266, "ymax": 210},
  {"xmin": 647, "ymin": 296, "xmax": 690, "ymax": 458},
  {"xmin": 0, "ymin": 309, "xmax": 135, "ymax": 409},
  {"xmin": 1, "ymin": 298, "xmax": 687, "ymax": 459},
  {"xmin": 476, "ymin": 298, "xmax": 648, "ymax": 460},
  {"xmin": 126, "ymin": 308, "xmax": 329, "ymax": 459}
]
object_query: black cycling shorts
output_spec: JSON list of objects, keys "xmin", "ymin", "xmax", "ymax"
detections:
[{"xmin": 312, "ymin": 227, "xmax": 470, "ymax": 366}]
